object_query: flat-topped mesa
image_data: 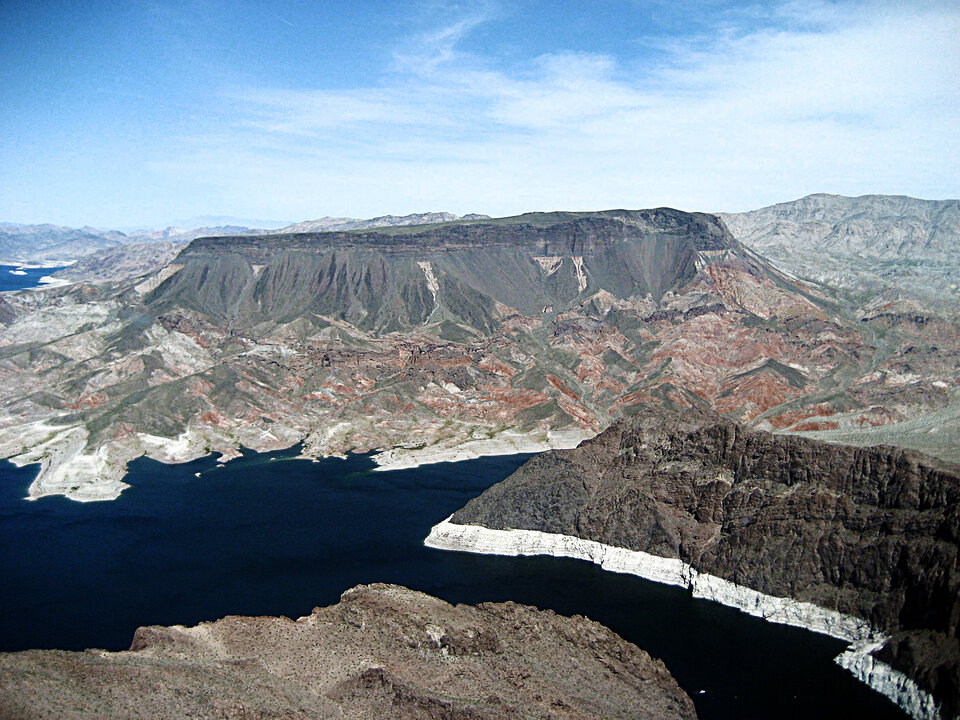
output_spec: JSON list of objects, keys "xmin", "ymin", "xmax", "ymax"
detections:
[
  {"xmin": 152, "ymin": 209, "xmax": 743, "ymax": 331},
  {"xmin": 0, "ymin": 584, "xmax": 697, "ymax": 720},
  {"xmin": 178, "ymin": 208, "xmax": 735, "ymax": 260},
  {"xmin": 437, "ymin": 405, "xmax": 960, "ymax": 719}
]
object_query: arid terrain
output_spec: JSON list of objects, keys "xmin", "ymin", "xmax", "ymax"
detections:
[
  {"xmin": 0, "ymin": 200, "xmax": 957, "ymax": 502},
  {"xmin": 0, "ymin": 583, "xmax": 697, "ymax": 720},
  {"xmin": 1, "ymin": 196, "xmax": 958, "ymax": 719}
]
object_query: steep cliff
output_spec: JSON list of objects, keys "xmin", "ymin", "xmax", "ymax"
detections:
[
  {"xmin": 444, "ymin": 406, "xmax": 960, "ymax": 717},
  {"xmin": 155, "ymin": 209, "xmax": 735, "ymax": 329}
]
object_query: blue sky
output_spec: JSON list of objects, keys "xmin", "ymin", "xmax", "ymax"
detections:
[{"xmin": 1, "ymin": 0, "xmax": 958, "ymax": 228}]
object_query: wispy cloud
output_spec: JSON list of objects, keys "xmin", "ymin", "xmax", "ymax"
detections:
[
  {"xmin": 393, "ymin": 1, "xmax": 496, "ymax": 73},
  {"xmin": 160, "ymin": 1, "xmax": 960, "ymax": 218}
]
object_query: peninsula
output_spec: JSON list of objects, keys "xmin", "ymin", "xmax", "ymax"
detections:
[{"xmin": 427, "ymin": 405, "xmax": 960, "ymax": 719}]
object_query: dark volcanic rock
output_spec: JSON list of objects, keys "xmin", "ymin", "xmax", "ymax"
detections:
[
  {"xmin": 0, "ymin": 584, "xmax": 696, "ymax": 720},
  {"xmin": 149, "ymin": 209, "xmax": 736, "ymax": 329},
  {"xmin": 451, "ymin": 406, "xmax": 960, "ymax": 715},
  {"xmin": 183, "ymin": 209, "xmax": 731, "ymax": 258}
]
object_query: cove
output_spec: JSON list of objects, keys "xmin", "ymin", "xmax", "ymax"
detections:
[
  {"xmin": 0, "ymin": 446, "xmax": 906, "ymax": 720},
  {"xmin": 0, "ymin": 264, "xmax": 68, "ymax": 291}
]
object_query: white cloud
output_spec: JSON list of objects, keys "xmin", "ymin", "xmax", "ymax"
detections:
[
  {"xmin": 159, "ymin": 1, "xmax": 960, "ymax": 219},
  {"xmin": 392, "ymin": 3, "xmax": 495, "ymax": 74}
]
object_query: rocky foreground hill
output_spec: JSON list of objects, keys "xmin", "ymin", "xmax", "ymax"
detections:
[
  {"xmin": 427, "ymin": 405, "xmax": 960, "ymax": 719},
  {"xmin": 0, "ymin": 583, "xmax": 696, "ymax": 720},
  {"xmin": 0, "ymin": 206, "xmax": 958, "ymax": 500}
]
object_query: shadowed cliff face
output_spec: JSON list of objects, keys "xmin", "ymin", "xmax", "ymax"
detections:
[
  {"xmin": 451, "ymin": 406, "xmax": 960, "ymax": 715},
  {"xmin": 0, "ymin": 584, "xmax": 697, "ymax": 720}
]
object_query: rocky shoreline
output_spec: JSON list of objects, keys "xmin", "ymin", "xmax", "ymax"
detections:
[
  {"xmin": 370, "ymin": 427, "xmax": 594, "ymax": 472},
  {"xmin": 425, "ymin": 517, "xmax": 940, "ymax": 720},
  {"xmin": 4, "ymin": 205, "xmax": 959, "ymax": 504},
  {"xmin": 429, "ymin": 406, "xmax": 960, "ymax": 719},
  {"xmin": 0, "ymin": 421, "xmax": 593, "ymax": 502}
]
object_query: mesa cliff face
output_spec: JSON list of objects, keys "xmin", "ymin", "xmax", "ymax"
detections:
[
  {"xmin": 154, "ymin": 210, "xmax": 730, "ymax": 330},
  {"xmin": 445, "ymin": 406, "xmax": 960, "ymax": 717},
  {"xmin": 0, "ymin": 584, "xmax": 697, "ymax": 720}
]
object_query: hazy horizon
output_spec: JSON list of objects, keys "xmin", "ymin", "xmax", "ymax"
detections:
[{"xmin": 4, "ymin": 191, "xmax": 960, "ymax": 235}]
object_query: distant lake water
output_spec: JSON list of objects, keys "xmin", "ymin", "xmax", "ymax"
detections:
[
  {"xmin": 0, "ymin": 264, "xmax": 68, "ymax": 291},
  {"xmin": 0, "ymin": 447, "xmax": 906, "ymax": 720}
]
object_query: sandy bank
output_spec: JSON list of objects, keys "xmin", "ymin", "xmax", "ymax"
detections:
[
  {"xmin": 1, "ymin": 420, "xmax": 587, "ymax": 502},
  {"xmin": 1, "ymin": 421, "xmax": 130, "ymax": 502},
  {"xmin": 34, "ymin": 276, "xmax": 73, "ymax": 289},
  {"xmin": 371, "ymin": 428, "xmax": 594, "ymax": 472}
]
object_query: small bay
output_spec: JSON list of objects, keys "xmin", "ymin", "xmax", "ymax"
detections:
[
  {"xmin": 0, "ymin": 264, "xmax": 67, "ymax": 291},
  {"xmin": 0, "ymin": 446, "xmax": 905, "ymax": 720}
]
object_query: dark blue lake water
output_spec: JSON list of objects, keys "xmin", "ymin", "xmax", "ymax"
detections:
[
  {"xmin": 0, "ymin": 264, "xmax": 67, "ymax": 291},
  {"xmin": 0, "ymin": 447, "xmax": 905, "ymax": 720}
]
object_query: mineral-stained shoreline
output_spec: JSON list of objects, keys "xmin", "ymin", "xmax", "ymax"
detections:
[
  {"xmin": 0, "ymin": 583, "xmax": 697, "ymax": 720},
  {"xmin": 426, "ymin": 518, "xmax": 936, "ymax": 720},
  {"xmin": 0, "ymin": 419, "xmax": 593, "ymax": 503},
  {"xmin": 427, "ymin": 405, "xmax": 960, "ymax": 720}
]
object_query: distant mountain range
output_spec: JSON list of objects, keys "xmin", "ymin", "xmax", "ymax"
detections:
[
  {"xmin": 720, "ymin": 194, "xmax": 960, "ymax": 314},
  {"xmin": 166, "ymin": 215, "xmax": 291, "ymax": 231},
  {"xmin": 721, "ymin": 194, "xmax": 960, "ymax": 259},
  {"xmin": 278, "ymin": 212, "xmax": 490, "ymax": 234},
  {"xmin": 0, "ymin": 222, "xmax": 270, "ymax": 267},
  {"xmin": 8, "ymin": 195, "xmax": 959, "ymax": 315},
  {"xmin": 0, "ymin": 212, "xmax": 492, "ymax": 269},
  {"xmin": 39, "ymin": 212, "xmax": 493, "ymax": 282},
  {"xmin": 0, "ymin": 223, "xmax": 128, "ymax": 266}
]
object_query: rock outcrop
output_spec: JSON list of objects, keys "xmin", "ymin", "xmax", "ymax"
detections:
[
  {"xmin": 433, "ymin": 406, "xmax": 960, "ymax": 718},
  {"xmin": 0, "ymin": 584, "xmax": 697, "ymax": 720},
  {"xmin": 157, "ymin": 209, "xmax": 733, "ymax": 329}
]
